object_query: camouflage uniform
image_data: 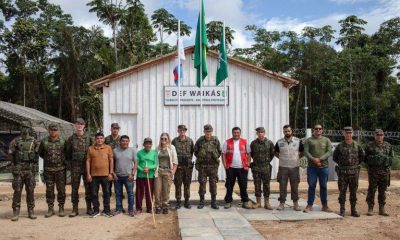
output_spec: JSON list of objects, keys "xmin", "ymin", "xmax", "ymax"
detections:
[
  {"xmin": 365, "ymin": 141, "xmax": 393, "ymax": 212},
  {"xmin": 105, "ymin": 134, "xmax": 120, "ymax": 196},
  {"xmin": 194, "ymin": 126, "xmax": 222, "ymax": 209},
  {"xmin": 172, "ymin": 136, "xmax": 194, "ymax": 206},
  {"xmin": 39, "ymin": 135, "xmax": 67, "ymax": 214},
  {"xmin": 250, "ymin": 137, "xmax": 275, "ymax": 198},
  {"xmin": 333, "ymin": 138, "xmax": 364, "ymax": 216},
  {"xmin": 9, "ymin": 130, "xmax": 40, "ymax": 220},
  {"xmin": 66, "ymin": 132, "xmax": 94, "ymax": 214}
]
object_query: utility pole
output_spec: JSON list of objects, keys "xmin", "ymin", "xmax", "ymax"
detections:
[{"xmin": 304, "ymin": 85, "xmax": 308, "ymax": 130}]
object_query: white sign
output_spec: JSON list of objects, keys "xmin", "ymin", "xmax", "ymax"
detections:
[{"xmin": 164, "ymin": 86, "xmax": 229, "ymax": 106}]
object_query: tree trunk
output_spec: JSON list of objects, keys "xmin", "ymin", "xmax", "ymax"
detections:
[{"xmin": 294, "ymin": 81, "xmax": 303, "ymax": 129}]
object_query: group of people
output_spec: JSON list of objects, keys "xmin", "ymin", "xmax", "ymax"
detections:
[{"xmin": 8, "ymin": 119, "xmax": 393, "ymax": 221}]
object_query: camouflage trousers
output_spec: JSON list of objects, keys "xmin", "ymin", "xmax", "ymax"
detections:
[
  {"xmin": 366, "ymin": 168, "xmax": 389, "ymax": 206},
  {"xmin": 174, "ymin": 165, "xmax": 193, "ymax": 200},
  {"xmin": 198, "ymin": 165, "xmax": 219, "ymax": 196},
  {"xmin": 12, "ymin": 170, "xmax": 36, "ymax": 210},
  {"xmin": 253, "ymin": 170, "xmax": 271, "ymax": 198},
  {"xmin": 70, "ymin": 168, "xmax": 92, "ymax": 207},
  {"xmin": 337, "ymin": 170, "xmax": 359, "ymax": 205},
  {"xmin": 45, "ymin": 170, "xmax": 66, "ymax": 208}
]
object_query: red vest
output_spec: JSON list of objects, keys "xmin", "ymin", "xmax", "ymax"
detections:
[{"xmin": 225, "ymin": 138, "xmax": 249, "ymax": 170}]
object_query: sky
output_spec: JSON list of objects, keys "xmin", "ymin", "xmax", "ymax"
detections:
[{"xmin": 46, "ymin": 0, "xmax": 400, "ymax": 49}]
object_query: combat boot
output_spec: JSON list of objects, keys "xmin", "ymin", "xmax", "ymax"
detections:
[
  {"xmin": 253, "ymin": 197, "xmax": 261, "ymax": 208},
  {"xmin": 28, "ymin": 209, "xmax": 37, "ymax": 220},
  {"xmin": 264, "ymin": 198, "xmax": 273, "ymax": 210},
  {"xmin": 175, "ymin": 200, "xmax": 181, "ymax": 209},
  {"xmin": 197, "ymin": 195, "xmax": 205, "ymax": 209},
  {"xmin": 69, "ymin": 204, "xmax": 79, "ymax": 217},
  {"xmin": 86, "ymin": 201, "xmax": 93, "ymax": 215},
  {"xmin": 45, "ymin": 207, "xmax": 54, "ymax": 218},
  {"xmin": 184, "ymin": 198, "xmax": 191, "ymax": 209},
  {"xmin": 339, "ymin": 204, "xmax": 345, "ymax": 217},
  {"xmin": 277, "ymin": 202, "xmax": 285, "ymax": 211},
  {"xmin": 293, "ymin": 201, "xmax": 301, "ymax": 211},
  {"xmin": 211, "ymin": 195, "xmax": 219, "ymax": 210},
  {"xmin": 11, "ymin": 208, "xmax": 20, "ymax": 221},
  {"xmin": 379, "ymin": 205, "xmax": 389, "ymax": 216},
  {"xmin": 367, "ymin": 205, "xmax": 374, "ymax": 216},
  {"xmin": 351, "ymin": 204, "xmax": 360, "ymax": 217},
  {"xmin": 59, "ymin": 205, "xmax": 65, "ymax": 217}
]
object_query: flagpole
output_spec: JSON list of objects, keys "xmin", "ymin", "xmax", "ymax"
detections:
[
  {"xmin": 199, "ymin": 0, "xmax": 203, "ymax": 128},
  {"xmin": 178, "ymin": 20, "xmax": 181, "ymax": 125},
  {"xmin": 223, "ymin": 22, "xmax": 228, "ymax": 140}
]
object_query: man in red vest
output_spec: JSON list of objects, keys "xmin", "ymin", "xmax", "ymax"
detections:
[{"xmin": 222, "ymin": 127, "xmax": 252, "ymax": 209}]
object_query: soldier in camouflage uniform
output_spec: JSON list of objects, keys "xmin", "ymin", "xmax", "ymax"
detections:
[
  {"xmin": 38, "ymin": 123, "xmax": 67, "ymax": 218},
  {"xmin": 66, "ymin": 118, "xmax": 94, "ymax": 217},
  {"xmin": 250, "ymin": 127, "xmax": 275, "ymax": 210},
  {"xmin": 333, "ymin": 127, "xmax": 364, "ymax": 217},
  {"xmin": 365, "ymin": 129, "xmax": 393, "ymax": 216},
  {"xmin": 172, "ymin": 125, "xmax": 194, "ymax": 209},
  {"xmin": 8, "ymin": 123, "xmax": 40, "ymax": 221},
  {"xmin": 105, "ymin": 123, "xmax": 121, "ymax": 196},
  {"xmin": 194, "ymin": 124, "xmax": 222, "ymax": 209}
]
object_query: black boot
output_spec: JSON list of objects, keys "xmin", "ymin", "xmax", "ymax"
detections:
[
  {"xmin": 59, "ymin": 205, "xmax": 65, "ymax": 217},
  {"xmin": 379, "ymin": 204, "xmax": 389, "ymax": 216},
  {"xmin": 69, "ymin": 204, "xmax": 79, "ymax": 217},
  {"xmin": 11, "ymin": 208, "xmax": 20, "ymax": 221},
  {"xmin": 86, "ymin": 201, "xmax": 93, "ymax": 215},
  {"xmin": 28, "ymin": 209, "xmax": 37, "ymax": 220},
  {"xmin": 339, "ymin": 204, "xmax": 345, "ymax": 217},
  {"xmin": 45, "ymin": 206, "xmax": 54, "ymax": 218},
  {"xmin": 367, "ymin": 204, "xmax": 374, "ymax": 216},
  {"xmin": 184, "ymin": 198, "xmax": 191, "ymax": 209},
  {"xmin": 175, "ymin": 200, "xmax": 181, "ymax": 209},
  {"xmin": 211, "ymin": 195, "xmax": 219, "ymax": 210},
  {"xmin": 351, "ymin": 203, "xmax": 360, "ymax": 217},
  {"xmin": 197, "ymin": 195, "xmax": 205, "ymax": 209}
]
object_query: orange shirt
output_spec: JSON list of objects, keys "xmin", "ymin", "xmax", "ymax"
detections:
[{"xmin": 87, "ymin": 144, "xmax": 113, "ymax": 176}]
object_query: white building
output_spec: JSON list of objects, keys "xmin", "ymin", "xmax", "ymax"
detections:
[{"xmin": 88, "ymin": 46, "xmax": 298, "ymax": 179}]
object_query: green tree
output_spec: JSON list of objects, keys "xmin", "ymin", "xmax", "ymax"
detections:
[{"xmin": 206, "ymin": 21, "xmax": 235, "ymax": 51}]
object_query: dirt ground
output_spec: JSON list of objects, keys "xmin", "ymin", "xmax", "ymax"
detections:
[
  {"xmin": 251, "ymin": 171, "xmax": 400, "ymax": 240},
  {"xmin": 0, "ymin": 196, "xmax": 180, "ymax": 240}
]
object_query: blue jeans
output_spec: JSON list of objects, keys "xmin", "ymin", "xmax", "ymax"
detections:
[
  {"xmin": 114, "ymin": 176, "xmax": 134, "ymax": 212},
  {"xmin": 307, "ymin": 167, "xmax": 329, "ymax": 206}
]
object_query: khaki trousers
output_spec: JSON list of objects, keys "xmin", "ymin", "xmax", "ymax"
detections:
[{"xmin": 154, "ymin": 169, "xmax": 172, "ymax": 208}]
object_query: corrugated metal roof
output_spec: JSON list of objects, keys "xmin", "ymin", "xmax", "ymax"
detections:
[{"xmin": 88, "ymin": 46, "xmax": 299, "ymax": 89}]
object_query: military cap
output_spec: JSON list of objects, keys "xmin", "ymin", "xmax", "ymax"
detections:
[
  {"xmin": 375, "ymin": 129, "xmax": 384, "ymax": 135},
  {"xmin": 111, "ymin": 123, "xmax": 120, "ymax": 129},
  {"xmin": 178, "ymin": 125, "xmax": 187, "ymax": 130},
  {"xmin": 75, "ymin": 117, "xmax": 85, "ymax": 125},
  {"xmin": 204, "ymin": 124, "xmax": 213, "ymax": 131},
  {"xmin": 344, "ymin": 126, "xmax": 353, "ymax": 132},
  {"xmin": 255, "ymin": 127, "xmax": 265, "ymax": 133},
  {"xmin": 48, "ymin": 123, "xmax": 59, "ymax": 130},
  {"xmin": 143, "ymin": 137, "xmax": 153, "ymax": 144}
]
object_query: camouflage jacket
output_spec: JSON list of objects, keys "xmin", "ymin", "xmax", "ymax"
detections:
[
  {"xmin": 364, "ymin": 141, "xmax": 393, "ymax": 168},
  {"xmin": 194, "ymin": 136, "xmax": 222, "ymax": 166},
  {"xmin": 66, "ymin": 132, "xmax": 94, "ymax": 170},
  {"xmin": 333, "ymin": 141, "xmax": 364, "ymax": 171},
  {"xmin": 250, "ymin": 138, "xmax": 275, "ymax": 173},
  {"xmin": 172, "ymin": 136, "xmax": 194, "ymax": 166},
  {"xmin": 8, "ymin": 136, "xmax": 40, "ymax": 172},
  {"xmin": 105, "ymin": 135, "xmax": 121, "ymax": 149},
  {"xmin": 38, "ymin": 136, "xmax": 66, "ymax": 172}
]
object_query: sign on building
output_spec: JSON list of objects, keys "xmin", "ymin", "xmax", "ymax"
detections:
[{"xmin": 164, "ymin": 86, "xmax": 229, "ymax": 106}]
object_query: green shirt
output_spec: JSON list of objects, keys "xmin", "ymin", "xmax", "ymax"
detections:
[
  {"xmin": 136, "ymin": 149, "xmax": 158, "ymax": 178},
  {"xmin": 304, "ymin": 135, "xmax": 332, "ymax": 168}
]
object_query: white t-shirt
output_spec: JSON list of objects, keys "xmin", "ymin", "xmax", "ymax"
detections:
[{"xmin": 223, "ymin": 139, "xmax": 251, "ymax": 168}]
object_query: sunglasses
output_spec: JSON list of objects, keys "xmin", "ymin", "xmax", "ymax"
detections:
[
  {"xmin": 314, "ymin": 128, "xmax": 322, "ymax": 130},
  {"xmin": 376, "ymin": 134, "xmax": 384, "ymax": 136}
]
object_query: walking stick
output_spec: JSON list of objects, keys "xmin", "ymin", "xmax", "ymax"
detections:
[{"xmin": 145, "ymin": 161, "xmax": 156, "ymax": 228}]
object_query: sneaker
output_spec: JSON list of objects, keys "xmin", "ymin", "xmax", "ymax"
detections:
[
  {"xmin": 303, "ymin": 205, "xmax": 313, "ymax": 213},
  {"xmin": 155, "ymin": 208, "xmax": 162, "ymax": 214},
  {"xmin": 224, "ymin": 202, "xmax": 232, "ymax": 209},
  {"xmin": 112, "ymin": 209, "xmax": 122, "ymax": 215},
  {"xmin": 277, "ymin": 202, "xmax": 285, "ymax": 211},
  {"xmin": 136, "ymin": 209, "xmax": 142, "ymax": 214},
  {"xmin": 162, "ymin": 208, "xmax": 168, "ymax": 214},
  {"xmin": 128, "ymin": 211, "xmax": 135, "ymax": 217},
  {"xmin": 102, "ymin": 211, "xmax": 113, "ymax": 218},
  {"xmin": 321, "ymin": 206, "xmax": 333, "ymax": 213},
  {"xmin": 90, "ymin": 211, "xmax": 100, "ymax": 218}
]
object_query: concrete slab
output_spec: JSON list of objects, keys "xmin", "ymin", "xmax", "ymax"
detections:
[
  {"xmin": 182, "ymin": 236, "xmax": 224, "ymax": 240},
  {"xmin": 214, "ymin": 217, "xmax": 252, "ymax": 228},
  {"xmin": 180, "ymin": 227, "xmax": 221, "ymax": 238},
  {"xmin": 218, "ymin": 226, "xmax": 260, "ymax": 236},
  {"xmin": 179, "ymin": 218, "xmax": 216, "ymax": 228},
  {"xmin": 224, "ymin": 235, "xmax": 265, "ymax": 240}
]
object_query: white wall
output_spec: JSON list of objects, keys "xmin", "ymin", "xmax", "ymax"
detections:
[{"xmin": 103, "ymin": 52, "xmax": 290, "ymax": 179}]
